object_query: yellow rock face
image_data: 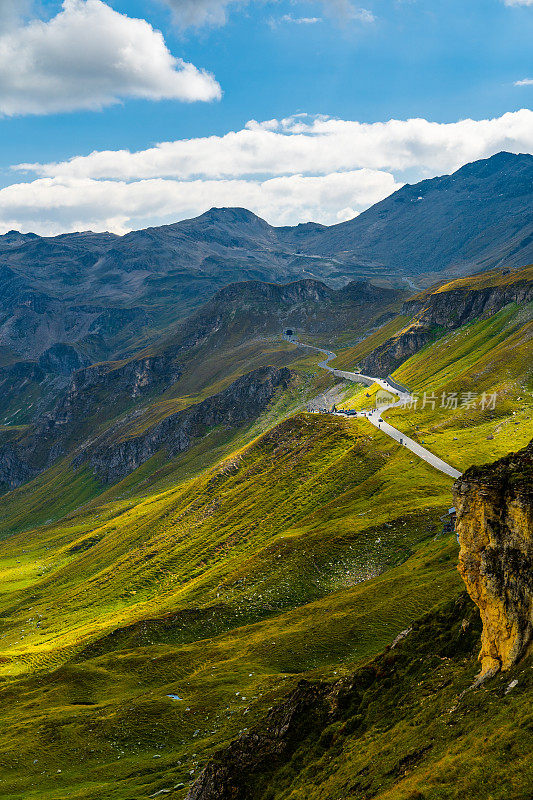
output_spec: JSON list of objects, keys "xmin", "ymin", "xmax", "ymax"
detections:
[{"xmin": 454, "ymin": 440, "xmax": 533, "ymax": 676}]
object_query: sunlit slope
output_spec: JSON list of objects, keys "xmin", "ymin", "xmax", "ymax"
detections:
[
  {"xmin": 2, "ymin": 270, "xmax": 531, "ymax": 799},
  {"xmin": 0, "ymin": 414, "xmax": 460, "ymax": 799},
  {"xmin": 0, "ymin": 417, "xmax": 452, "ymax": 676},
  {"xmin": 0, "ymin": 341, "xmax": 331, "ymax": 536},
  {"xmin": 387, "ymin": 302, "xmax": 533, "ymax": 471},
  {"xmin": 199, "ymin": 596, "xmax": 533, "ymax": 800},
  {"xmin": 337, "ymin": 300, "xmax": 532, "ymax": 473}
]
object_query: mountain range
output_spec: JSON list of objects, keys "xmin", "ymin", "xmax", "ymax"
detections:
[{"xmin": 1, "ymin": 152, "xmax": 532, "ymax": 368}]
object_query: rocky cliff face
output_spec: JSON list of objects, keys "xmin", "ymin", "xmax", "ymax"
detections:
[
  {"xmin": 0, "ymin": 364, "xmax": 293, "ymax": 492},
  {"xmin": 361, "ymin": 269, "xmax": 533, "ymax": 377},
  {"xmin": 42, "ymin": 353, "xmax": 183, "ymax": 432},
  {"xmin": 360, "ymin": 322, "xmax": 434, "ymax": 378},
  {"xmin": 405, "ymin": 280, "xmax": 533, "ymax": 325},
  {"xmin": 454, "ymin": 439, "xmax": 533, "ymax": 676},
  {"xmin": 76, "ymin": 366, "xmax": 293, "ymax": 484},
  {"xmin": 0, "ymin": 351, "xmax": 183, "ymax": 490},
  {"xmin": 38, "ymin": 343, "xmax": 90, "ymax": 375},
  {"xmin": 0, "ymin": 441, "xmax": 37, "ymax": 492}
]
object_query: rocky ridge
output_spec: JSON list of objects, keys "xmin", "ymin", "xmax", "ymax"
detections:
[
  {"xmin": 168, "ymin": 277, "xmax": 402, "ymax": 354},
  {"xmin": 41, "ymin": 352, "xmax": 183, "ymax": 431},
  {"xmin": 0, "ymin": 363, "xmax": 293, "ymax": 491},
  {"xmin": 360, "ymin": 267, "xmax": 533, "ymax": 376},
  {"xmin": 0, "ymin": 351, "xmax": 184, "ymax": 491},
  {"xmin": 2, "ymin": 152, "xmax": 532, "ymax": 369},
  {"xmin": 75, "ymin": 365, "xmax": 293, "ymax": 483},
  {"xmin": 454, "ymin": 438, "xmax": 533, "ymax": 676}
]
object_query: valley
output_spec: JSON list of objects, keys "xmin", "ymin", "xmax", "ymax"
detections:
[
  {"xmin": 0, "ymin": 0, "xmax": 531, "ymax": 789},
  {"xmin": 0, "ymin": 242, "xmax": 530, "ymax": 799},
  {"xmin": 0, "ymin": 152, "xmax": 531, "ymax": 800}
]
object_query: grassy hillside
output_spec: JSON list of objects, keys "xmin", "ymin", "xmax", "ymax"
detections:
[
  {"xmin": 386, "ymin": 303, "xmax": 533, "ymax": 472},
  {"xmin": 0, "ymin": 413, "xmax": 461, "ymax": 800},
  {"xmin": 197, "ymin": 594, "xmax": 533, "ymax": 800},
  {"xmin": 0, "ymin": 337, "xmax": 340, "ymax": 537},
  {"xmin": 333, "ymin": 298, "xmax": 532, "ymax": 474},
  {"xmin": 0, "ymin": 266, "xmax": 530, "ymax": 800}
]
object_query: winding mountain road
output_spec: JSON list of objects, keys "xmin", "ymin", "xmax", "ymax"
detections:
[{"xmin": 286, "ymin": 336, "xmax": 462, "ymax": 480}]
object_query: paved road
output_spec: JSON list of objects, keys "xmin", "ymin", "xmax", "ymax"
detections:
[{"xmin": 286, "ymin": 336, "xmax": 462, "ymax": 479}]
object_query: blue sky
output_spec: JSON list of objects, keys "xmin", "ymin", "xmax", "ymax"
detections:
[{"xmin": 0, "ymin": 0, "xmax": 532, "ymax": 233}]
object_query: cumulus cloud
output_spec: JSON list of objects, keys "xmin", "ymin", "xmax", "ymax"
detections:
[
  {"xmin": 5, "ymin": 109, "xmax": 533, "ymax": 235},
  {"xmin": 0, "ymin": 170, "xmax": 399, "ymax": 235},
  {"xmin": 515, "ymin": 78, "xmax": 533, "ymax": 85},
  {"xmin": 0, "ymin": 0, "xmax": 221, "ymax": 116},
  {"xmin": 162, "ymin": 0, "xmax": 374, "ymax": 28},
  {"xmin": 20, "ymin": 109, "xmax": 533, "ymax": 181},
  {"xmin": 504, "ymin": 0, "xmax": 533, "ymax": 5}
]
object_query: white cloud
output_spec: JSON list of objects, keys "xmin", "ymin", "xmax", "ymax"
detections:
[
  {"xmin": 278, "ymin": 14, "xmax": 322, "ymax": 24},
  {"xmin": 4, "ymin": 109, "xmax": 533, "ymax": 236},
  {"xmin": 21, "ymin": 109, "xmax": 533, "ymax": 181},
  {"xmin": 324, "ymin": 1, "xmax": 375, "ymax": 22},
  {"xmin": 0, "ymin": 0, "xmax": 221, "ymax": 116},
  {"xmin": 515, "ymin": 78, "xmax": 533, "ymax": 85},
  {"xmin": 504, "ymin": 0, "xmax": 533, "ymax": 5},
  {"xmin": 160, "ymin": 0, "xmax": 244, "ymax": 28},
  {"xmin": 0, "ymin": 170, "xmax": 400, "ymax": 235},
  {"xmin": 336, "ymin": 206, "xmax": 359, "ymax": 222},
  {"xmin": 162, "ymin": 0, "xmax": 374, "ymax": 27}
]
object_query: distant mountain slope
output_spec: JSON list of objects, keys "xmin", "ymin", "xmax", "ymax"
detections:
[
  {"xmin": 0, "ymin": 275, "xmax": 402, "ymax": 490},
  {"xmin": 295, "ymin": 151, "xmax": 533, "ymax": 278},
  {"xmin": 164, "ymin": 277, "xmax": 404, "ymax": 354}
]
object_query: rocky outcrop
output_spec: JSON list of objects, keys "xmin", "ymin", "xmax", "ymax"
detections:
[
  {"xmin": 184, "ymin": 594, "xmax": 480, "ymax": 800},
  {"xmin": 0, "ymin": 351, "xmax": 184, "ymax": 490},
  {"xmin": 208, "ymin": 278, "xmax": 395, "ymax": 308},
  {"xmin": 0, "ymin": 364, "xmax": 291, "ymax": 491},
  {"xmin": 360, "ymin": 322, "xmax": 435, "ymax": 378},
  {"xmin": 405, "ymin": 280, "xmax": 533, "ymax": 326},
  {"xmin": 361, "ymin": 269, "xmax": 533, "ymax": 376},
  {"xmin": 41, "ymin": 353, "xmax": 183, "ymax": 433},
  {"xmin": 0, "ymin": 441, "xmax": 37, "ymax": 492},
  {"xmin": 186, "ymin": 681, "xmax": 330, "ymax": 800},
  {"xmin": 38, "ymin": 343, "xmax": 90, "ymax": 375},
  {"xmin": 76, "ymin": 366, "xmax": 293, "ymax": 483},
  {"xmin": 454, "ymin": 439, "xmax": 533, "ymax": 676}
]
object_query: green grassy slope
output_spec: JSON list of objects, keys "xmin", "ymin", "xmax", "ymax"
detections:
[
  {"xmin": 0, "ymin": 338, "xmax": 320, "ymax": 537},
  {"xmin": 387, "ymin": 303, "xmax": 533, "ymax": 472},
  {"xmin": 335, "ymin": 301, "xmax": 533, "ymax": 474},
  {"xmin": 211, "ymin": 594, "xmax": 533, "ymax": 800},
  {"xmin": 0, "ymin": 268, "xmax": 530, "ymax": 800},
  {"xmin": 0, "ymin": 414, "xmax": 460, "ymax": 800}
]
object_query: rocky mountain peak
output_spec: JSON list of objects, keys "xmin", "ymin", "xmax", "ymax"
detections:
[{"xmin": 454, "ymin": 439, "xmax": 533, "ymax": 676}]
